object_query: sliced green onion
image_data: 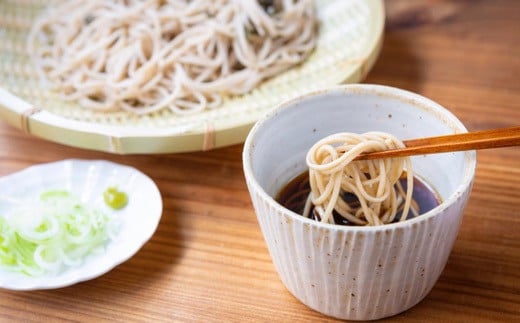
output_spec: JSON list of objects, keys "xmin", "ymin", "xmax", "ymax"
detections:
[{"xmin": 0, "ymin": 190, "xmax": 116, "ymax": 276}]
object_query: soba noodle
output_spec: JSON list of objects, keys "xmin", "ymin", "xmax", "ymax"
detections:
[
  {"xmin": 27, "ymin": 0, "xmax": 317, "ymax": 115},
  {"xmin": 304, "ymin": 132, "xmax": 415, "ymax": 226}
]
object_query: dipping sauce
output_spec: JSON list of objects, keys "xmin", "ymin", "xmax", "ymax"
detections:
[{"xmin": 276, "ymin": 171, "xmax": 441, "ymax": 225}]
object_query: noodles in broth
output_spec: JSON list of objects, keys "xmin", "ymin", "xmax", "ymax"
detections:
[
  {"xmin": 303, "ymin": 132, "xmax": 416, "ymax": 226},
  {"xmin": 28, "ymin": 0, "xmax": 317, "ymax": 115}
]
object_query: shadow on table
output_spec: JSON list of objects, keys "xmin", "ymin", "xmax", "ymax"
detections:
[
  {"xmin": 364, "ymin": 0, "xmax": 468, "ymax": 93},
  {"xmin": 364, "ymin": 32, "xmax": 424, "ymax": 94}
]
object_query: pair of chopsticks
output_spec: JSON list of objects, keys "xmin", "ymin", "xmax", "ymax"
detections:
[{"xmin": 355, "ymin": 126, "xmax": 520, "ymax": 160}]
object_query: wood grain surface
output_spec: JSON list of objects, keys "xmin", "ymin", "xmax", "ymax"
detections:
[{"xmin": 0, "ymin": 0, "xmax": 519, "ymax": 321}]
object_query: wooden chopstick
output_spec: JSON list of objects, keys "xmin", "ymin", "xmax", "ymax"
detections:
[{"xmin": 355, "ymin": 126, "xmax": 520, "ymax": 160}]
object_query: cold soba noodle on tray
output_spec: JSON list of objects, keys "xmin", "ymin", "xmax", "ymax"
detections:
[
  {"xmin": 277, "ymin": 132, "xmax": 440, "ymax": 226},
  {"xmin": 27, "ymin": 0, "xmax": 317, "ymax": 115}
]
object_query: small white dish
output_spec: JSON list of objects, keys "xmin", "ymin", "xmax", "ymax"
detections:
[{"xmin": 0, "ymin": 159, "xmax": 162, "ymax": 290}]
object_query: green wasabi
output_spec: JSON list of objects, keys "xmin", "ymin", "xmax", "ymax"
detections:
[{"xmin": 103, "ymin": 187, "xmax": 128, "ymax": 210}]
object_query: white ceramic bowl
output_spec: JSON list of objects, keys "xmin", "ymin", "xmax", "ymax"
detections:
[
  {"xmin": 242, "ymin": 84, "xmax": 476, "ymax": 320},
  {"xmin": 0, "ymin": 159, "xmax": 162, "ymax": 290}
]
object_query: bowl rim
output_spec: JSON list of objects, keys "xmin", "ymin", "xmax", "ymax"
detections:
[{"xmin": 242, "ymin": 83, "xmax": 477, "ymax": 232}]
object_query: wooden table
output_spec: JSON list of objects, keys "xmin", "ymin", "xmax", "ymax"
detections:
[{"xmin": 0, "ymin": 0, "xmax": 518, "ymax": 321}]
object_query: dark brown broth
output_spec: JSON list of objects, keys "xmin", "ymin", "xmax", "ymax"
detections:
[{"xmin": 276, "ymin": 171, "xmax": 440, "ymax": 225}]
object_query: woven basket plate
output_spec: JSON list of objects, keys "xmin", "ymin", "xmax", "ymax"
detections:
[{"xmin": 0, "ymin": 0, "xmax": 384, "ymax": 154}]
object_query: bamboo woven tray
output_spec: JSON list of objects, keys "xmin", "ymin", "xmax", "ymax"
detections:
[{"xmin": 0, "ymin": 0, "xmax": 384, "ymax": 154}]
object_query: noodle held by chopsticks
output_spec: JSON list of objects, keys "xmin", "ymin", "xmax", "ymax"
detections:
[
  {"xmin": 305, "ymin": 132, "xmax": 414, "ymax": 226},
  {"xmin": 28, "ymin": 0, "xmax": 318, "ymax": 115}
]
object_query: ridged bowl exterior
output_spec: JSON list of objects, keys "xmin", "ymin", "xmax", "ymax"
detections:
[
  {"xmin": 246, "ymin": 177, "xmax": 472, "ymax": 320},
  {"xmin": 243, "ymin": 84, "xmax": 476, "ymax": 320}
]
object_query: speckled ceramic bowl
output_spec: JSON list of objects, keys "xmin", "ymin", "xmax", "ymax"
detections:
[{"xmin": 242, "ymin": 84, "xmax": 476, "ymax": 320}]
